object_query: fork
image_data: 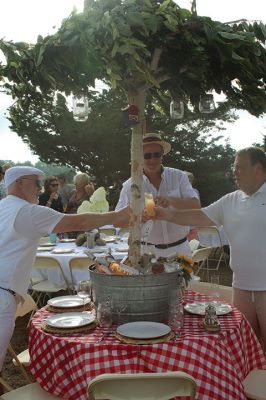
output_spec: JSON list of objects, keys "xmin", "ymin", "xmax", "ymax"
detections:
[{"xmin": 96, "ymin": 330, "xmax": 114, "ymax": 343}]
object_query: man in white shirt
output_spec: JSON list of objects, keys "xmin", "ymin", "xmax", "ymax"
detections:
[
  {"xmin": 151, "ymin": 147, "xmax": 266, "ymax": 349},
  {"xmin": 116, "ymin": 133, "xmax": 200, "ymax": 258},
  {"xmin": 0, "ymin": 166, "xmax": 129, "ymax": 381}
]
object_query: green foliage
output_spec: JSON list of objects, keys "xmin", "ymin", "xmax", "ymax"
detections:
[
  {"xmin": 5, "ymin": 87, "xmax": 235, "ymax": 208},
  {"xmin": 0, "ymin": 0, "xmax": 264, "ymax": 209},
  {"xmin": 0, "ymin": 0, "xmax": 265, "ymax": 116}
]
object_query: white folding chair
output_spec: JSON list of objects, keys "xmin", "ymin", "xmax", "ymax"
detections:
[
  {"xmin": 87, "ymin": 372, "xmax": 197, "ymax": 400},
  {"xmin": 68, "ymin": 257, "xmax": 94, "ymax": 293},
  {"xmin": 197, "ymin": 226, "xmax": 229, "ymax": 271},
  {"xmin": 31, "ymin": 256, "xmax": 69, "ymax": 307},
  {"xmin": 191, "ymin": 247, "xmax": 213, "ymax": 276},
  {"xmin": 189, "ymin": 239, "xmax": 199, "ymax": 253},
  {"xmin": 0, "ymin": 378, "xmax": 60, "ymax": 399},
  {"xmin": 243, "ymin": 368, "xmax": 266, "ymax": 400},
  {"xmin": 7, "ymin": 295, "xmax": 38, "ymax": 383},
  {"xmin": 187, "ymin": 281, "xmax": 233, "ymax": 304}
]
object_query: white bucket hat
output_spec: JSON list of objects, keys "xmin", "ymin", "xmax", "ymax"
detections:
[
  {"xmin": 4, "ymin": 166, "xmax": 45, "ymax": 188},
  {"xmin": 143, "ymin": 133, "xmax": 171, "ymax": 155}
]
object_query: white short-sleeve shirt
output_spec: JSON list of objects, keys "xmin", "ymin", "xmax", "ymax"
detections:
[
  {"xmin": 202, "ymin": 182, "xmax": 266, "ymax": 290},
  {"xmin": 116, "ymin": 167, "xmax": 197, "ymax": 257}
]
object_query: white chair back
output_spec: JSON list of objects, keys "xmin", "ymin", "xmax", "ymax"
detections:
[
  {"xmin": 15, "ymin": 294, "xmax": 37, "ymax": 318},
  {"xmin": 68, "ymin": 257, "xmax": 94, "ymax": 292},
  {"xmin": 189, "ymin": 239, "xmax": 199, "ymax": 252},
  {"xmin": 88, "ymin": 372, "xmax": 197, "ymax": 400},
  {"xmin": 243, "ymin": 368, "xmax": 266, "ymax": 400}
]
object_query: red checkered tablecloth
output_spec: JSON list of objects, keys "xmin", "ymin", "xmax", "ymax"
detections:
[{"xmin": 29, "ymin": 291, "xmax": 266, "ymax": 399}]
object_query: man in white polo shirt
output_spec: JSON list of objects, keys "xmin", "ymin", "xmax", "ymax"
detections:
[
  {"xmin": 0, "ymin": 166, "xmax": 129, "ymax": 385},
  {"xmin": 151, "ymin": 147, "xmax": 266, "ymax": 349},
  {"xmin": 116, "ymin": 133, "xmax": 200, "ymax": 258}
]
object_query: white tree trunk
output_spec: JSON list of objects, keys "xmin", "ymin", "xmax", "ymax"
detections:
[{"xmin": 128, "ymin": 91, "xmax": 146, "ymax": 269}]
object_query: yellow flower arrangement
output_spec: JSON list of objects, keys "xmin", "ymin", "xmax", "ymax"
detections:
[{"xmin": 172, "ymin": 254, "xmax": 194, "ymax": 286}]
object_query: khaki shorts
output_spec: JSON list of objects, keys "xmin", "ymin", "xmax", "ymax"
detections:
[{"xmin": 233, "ymin": 288, "xmax": 266, "ymax": 350}]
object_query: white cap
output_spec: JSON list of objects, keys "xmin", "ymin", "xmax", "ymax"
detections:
[{"xmin": 4, "ymin": 166, "xmax": 45, "ymax": 188}]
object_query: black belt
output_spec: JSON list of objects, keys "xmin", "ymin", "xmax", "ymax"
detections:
[
  {"xmin": 141, "ymin": 237, "xmax": 187, "ymax": 249},
  {"xmin": 0, "ymin": 286, "xmax": 16, "ymax": 296}
]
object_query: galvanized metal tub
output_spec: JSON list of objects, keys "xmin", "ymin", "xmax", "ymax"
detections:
[{"xmin": 89, "ymin": 266, "xmax": 183, "ymax": 323}]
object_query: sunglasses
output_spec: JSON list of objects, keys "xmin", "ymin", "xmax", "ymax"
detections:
[
  {"xmin": 50, "ymin": 183, "xmax": 59, "ymax": 187},
  {"xmin": 19, "ymin": 178, "xmax": 43, "ymax": 189},
  {"xmin": 143, "ymin": 152, "xmax": 163, "ymax": 160}
]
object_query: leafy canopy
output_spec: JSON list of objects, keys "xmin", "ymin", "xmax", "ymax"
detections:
[{"xmin": 0, "ymin": 0, "xmax": 265, "ymax": 116}]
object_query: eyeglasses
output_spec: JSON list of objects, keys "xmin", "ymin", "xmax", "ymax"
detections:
[
  {"xmin": 143, "ymin": 152, "xmax": 163, "ymax": 160},
  {"xmin": 50, "ymin": 183, "xmax": 59, "ymax": 187},
  {"xmin": 19, "ymin": 178, "xmax": 43, "ymax": 189}
]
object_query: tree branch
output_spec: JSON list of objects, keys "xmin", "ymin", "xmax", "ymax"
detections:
[{"xmin": 150, "ymin": 48, "xmax": 163, "ymax": 72}]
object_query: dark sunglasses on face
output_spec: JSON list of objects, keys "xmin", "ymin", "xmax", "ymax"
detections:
[
  {"xmin": 143, "ymin": 152, "xmax": 163, "ymax": 160},
  {"xmin": 19, "ymin": 178, "xmax": 43, "ymax": 189},
  {"xmin": 50, "ymin": 183, "xmax": 59, "ymax": 187}
]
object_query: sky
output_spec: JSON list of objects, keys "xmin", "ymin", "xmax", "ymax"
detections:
[{"xmin": 0, "ymin": 0, "xmax": 265, "ymax": 163}]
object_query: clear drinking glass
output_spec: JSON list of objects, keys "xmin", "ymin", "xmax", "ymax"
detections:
[
  {"xmin": 97, "ymin": 301, "xmax": 113, "ymax": 327},
  {"xmin": 168, "ymin": 291, "xmax": 183, "ymax": 336},
  {"xmin": 210, "ymin": 275, "xmax": 220, "ymax": 304},
  {"xmin": 77, "ymin": 280, "xmax": 91, "ymax": 311}
]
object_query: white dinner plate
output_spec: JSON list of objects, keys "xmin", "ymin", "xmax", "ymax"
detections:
[
  {"xmin": 47, "ymin": 295, "xmax": 90, "ymax": 308},
  {"xmin": 184, "ymin": 301, "xmax": 232, "ymax": 316},
  {"xmin": 46, "ymin": 312, "xmax": 95, "ymax": 328},
  {"xmin": 39, "ymin": 243, "xmax": 56, "ymax": 247},
  {"xmin": 37, "ymin": 246, "xmax": 54, "ymax": 252},
  {"xmin": 116, "ymin": 321, "xmax": 171, "ymax": 339},
  {"xmin": 59, "ymin": 238, "xmax": 76, "ymax": 243},
  {"xmin": 84, "ymin": 248, "xmax": 108, "ymax": 254},
  {"xmin": 102, "ymin": 236, "xmax": 117, "ymax": 243},
  {"xmin": 115, "ymin": 247, "xmax": 129, "ymax": 252},
  {"xmin": 52, "ymin": 248, "xmax": 75, "ymax": 254}
]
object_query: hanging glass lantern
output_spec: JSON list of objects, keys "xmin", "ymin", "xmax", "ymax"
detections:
[
  {"xmin": 199, "ymin": 94, "xmax": 215, "ymax": 114},
  {"xmin": 170, "ymin": 99, "xmax": 184, "ymax": 119},
  {"xmin": 72, "ymin": 94, "xmax": 89, "ymax": 122}
]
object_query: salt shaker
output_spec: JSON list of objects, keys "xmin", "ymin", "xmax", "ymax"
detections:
[{"xmin": 203, "ymin": 304, "xmax": 220, "ymax": 332}]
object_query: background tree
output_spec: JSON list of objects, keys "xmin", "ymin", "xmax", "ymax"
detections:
[{"xmin": 0, "ymin": 0, "xmax": 265, "ymax": 267}]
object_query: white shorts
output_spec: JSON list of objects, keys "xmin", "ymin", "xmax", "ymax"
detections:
[{"xmin": 0, "ymin": 290, "xmax": 16, "ymax": 371}]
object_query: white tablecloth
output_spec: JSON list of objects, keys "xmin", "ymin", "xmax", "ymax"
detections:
[{"xmin": 32, "ymin": 239, "xmax": 128, "ymax": 287}]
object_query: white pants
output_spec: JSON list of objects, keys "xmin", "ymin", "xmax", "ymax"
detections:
[
  {"xmin": 0, "ymin": 290, "xmax": 16, "ymax": 371},
  {"xmin": 233, "ymin": 288, "xmax": 266, "ymax": 351}
]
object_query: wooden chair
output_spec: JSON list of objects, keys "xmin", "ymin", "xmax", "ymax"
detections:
[
  {"xmin": 87, "ymin": 372, "xmax": 197, "ymax": 400},
  {"xmin": 187, "ymin": 281, "xmax": 233, "ymax": 304},
  {"xmin": 243, "ymin": 369, "xmax": 266, "ymax": 400},
  {"xmin": 31, "ymin": 256, "xmax": 69, "ymax": 306},
  {"xmin": 68, "ymin": 257, "xmax": 95, "ymax": 293},
  {"xmin": 0, "ymin": 378, "xmax": 60, "ymax": 399}
]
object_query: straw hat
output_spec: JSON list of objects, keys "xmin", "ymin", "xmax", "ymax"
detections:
[{"xmin": 143, "ymin": 133, "xmax": 171, "ymax": 155}]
